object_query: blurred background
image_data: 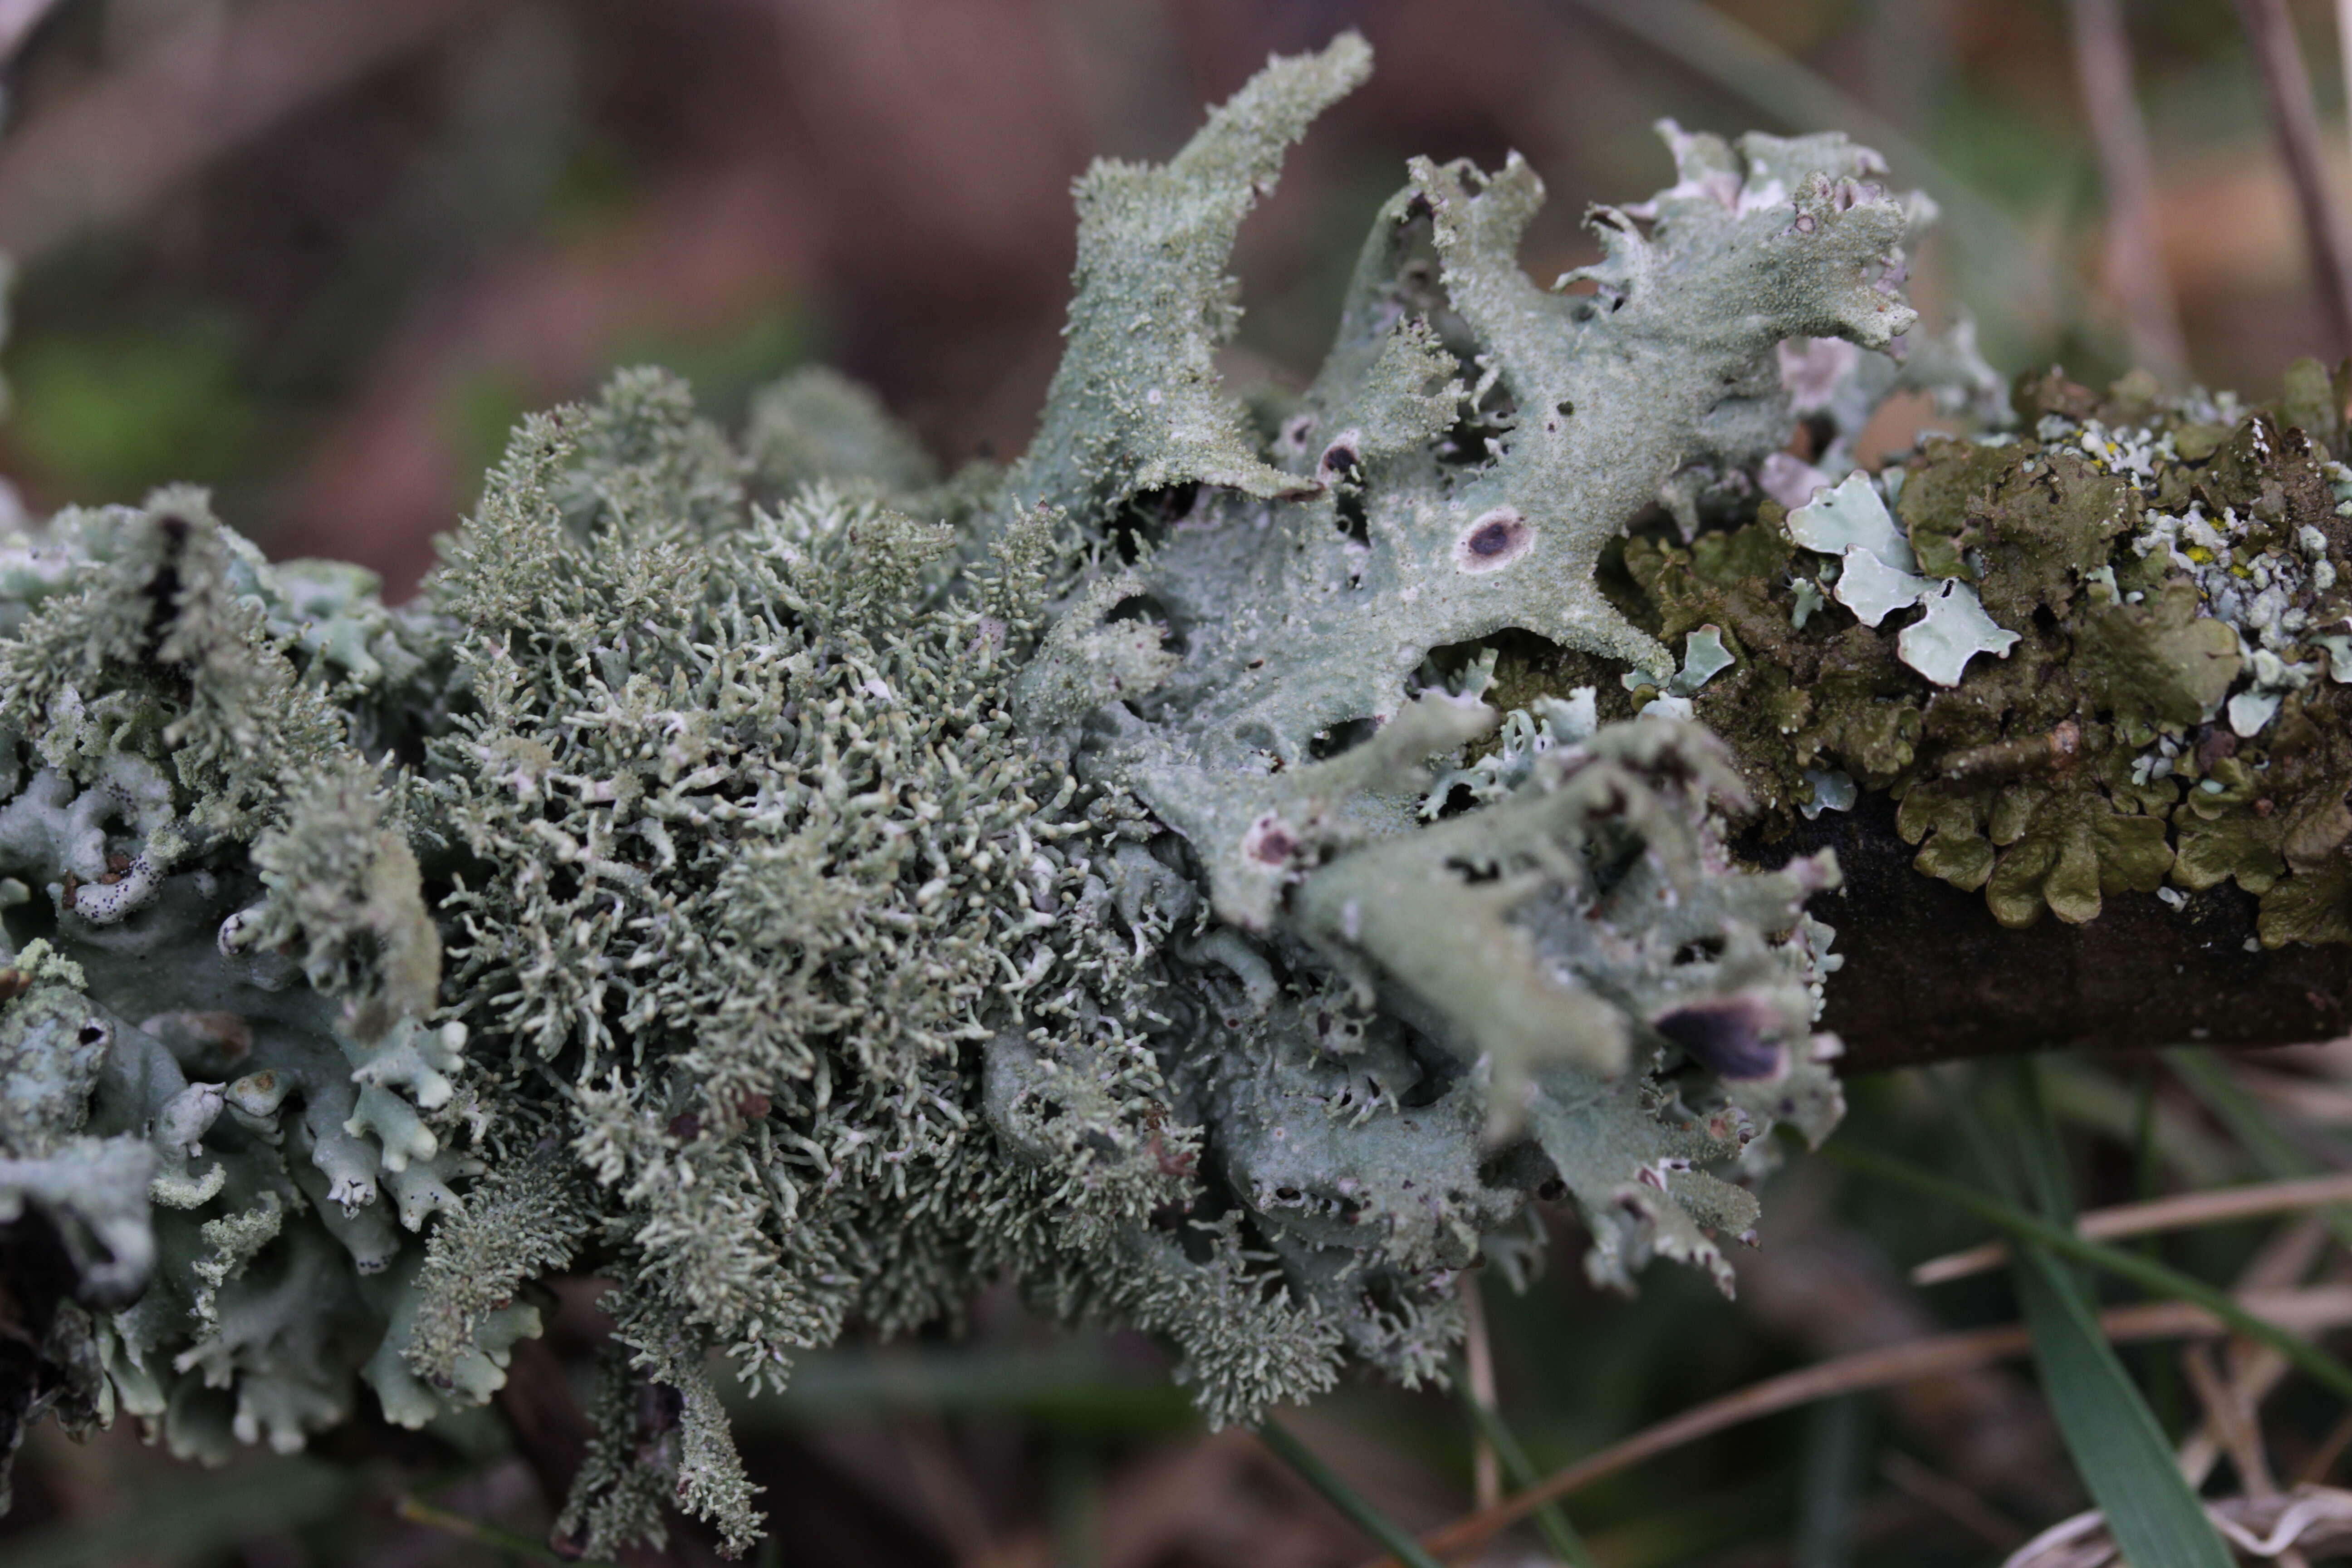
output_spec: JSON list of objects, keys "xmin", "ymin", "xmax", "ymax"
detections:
[
  {"xmin": 11, "ymin": 2, "xmax": 2352, "ymax": 1566},
  {"xmin": 0, "ymin": 0, "xmax": 2335, "ymax": 598}
]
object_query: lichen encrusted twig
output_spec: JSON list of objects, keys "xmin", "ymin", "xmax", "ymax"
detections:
[
  {"xmin": 0, "ymin": 32, "xmax": 2080, "ymax": 1559},
  {"xmin": 1610, "ymin": 367, "xmax": 2352, "ymax": 946}
]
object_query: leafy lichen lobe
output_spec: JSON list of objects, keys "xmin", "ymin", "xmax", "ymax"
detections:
[
  {"xmin": 0, "ymin": 33, "xmax": 2139, "ymax": 1560},
  {"xmin": 1620, "ymin": 363, "xmax": 2352, "ymax": 940}
]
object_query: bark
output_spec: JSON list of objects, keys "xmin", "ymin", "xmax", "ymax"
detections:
[{"xmin": 1754, "ymin": 799, "xmax": 2352, "ymax": 1072}]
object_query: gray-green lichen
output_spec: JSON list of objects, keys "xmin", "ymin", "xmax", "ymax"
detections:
[{"xmin": 0, "ymin": 35, "xmax": 1893, "ymax": 1556}]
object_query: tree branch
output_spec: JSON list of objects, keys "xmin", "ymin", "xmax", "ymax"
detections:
[{"xmin": 1759, "ymin": 800, "xmax": 2349, "ymax": 1072}]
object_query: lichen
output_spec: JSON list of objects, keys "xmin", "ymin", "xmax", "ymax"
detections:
[
  {"xmin": 0, "ymin": 33, "xmax": 2166, "ymax": 1558},
  {"xmin": 1613, "ymin": 359, "xmax": 2352, "ymax": 937}
]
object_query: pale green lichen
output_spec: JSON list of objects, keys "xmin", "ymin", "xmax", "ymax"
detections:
[
  {"xmin": 0, "ymin": 35, "xmax": 1903, "ymax": 1557},
  {"xmin": 1004, "ymin": 37, "xmax": 1369, "ymax": 517},
  {"xmin": 1788, "ymin": 470, "xmax": 1918, "ymax": 564},
  {"xmin": 1897, "ymin": 578, "xmax": 2022, "ymax": 687}
]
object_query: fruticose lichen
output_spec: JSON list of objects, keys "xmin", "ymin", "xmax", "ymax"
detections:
[{"xmin": 0, "ymin": 29, "xmax": 2171, "ymax": 1556}]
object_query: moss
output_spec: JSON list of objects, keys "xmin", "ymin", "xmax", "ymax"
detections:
[
  {"xmin": 2172, "ymin": 755, "xmax": 2287, "ymax": 895},
  {"xmin": 1692, "ymin": 519, "xmax": 1794, "ymax": 586},
  {"xmin": 1980, "ymin": 772, "xmax": 2174, "ymax": 928},
  {"xmin": 1624, "ymin": 528, "xmax": 1929, "ymax": 813},
  {"xmin": 2260, "ymin": 854, "xmax": 2352, "ymax": 945}
]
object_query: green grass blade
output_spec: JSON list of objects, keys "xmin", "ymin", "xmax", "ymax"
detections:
[
  {"xmin": 1922, "ymin": 1063, "xmax": 2019, "ymax": 1200},
  {"xmin": 1791, "ymin": 1394, "xmax": 1869, "ymax": 1568},
  {"xmin": 2000, "ymin": 1060, "xmax": 2233, "ymax": 1568},
  {"xmin": 1458, "ymin": 1387, "xmax": 1599, "ymax": 1567},
  {"xmin": 2006, "ymin": 1058, "xmax": 2075, "ymax": 1227},
  {"xmin": 2132, "ymin": 1063, "xmax": 2184, "ymax": 1436},
  {"xmin": 2011, "ymin": 1244, "xmax": 2231, "ymax": 1568},
  {"xmin": 1823, "ymin": 1142, "xmax": 2352, "ymax": 1403},
  {"xmin": 2163, "ymin": 1047, "xmax": 2311, "ymax": 1176},
  {"xmin": 2133, "ymin": 1065, "xmax": 2164, "ymax": 1206},
  {"xmin": 1257, "ymin": 1417, "xmax": 1446, "ymax": 1568}
]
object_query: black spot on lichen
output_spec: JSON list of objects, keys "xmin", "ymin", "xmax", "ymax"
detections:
[
  {"xmin": 1246, "ymin": 817, "xmax": 1299, "ymax": 864},
  {"xmin": 1308, "ymin": 716, "xmax": 1379, "ymax": 760},
  {"xmin": 1333, "ymin": 489, "xmax": 1369, "ymax": 546},
  {"xmin": 1106, "ymin": 483, "xmax": 1199, "ymax": 564},
  {"xmin": 1455, "ymin": 508, "xmax": 1532, "ymax": 571},
  {"xmin": 1654, "ymin": 1003, "xmax": 1783, "ymax": 1081}
]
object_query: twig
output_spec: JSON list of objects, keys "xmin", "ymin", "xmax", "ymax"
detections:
[
  {"xmin": 1877, "ymin": 1451, "xmax": 2028, "ymax": 1553},
  {"xmin": 2165, "ymin": 1049, "xmax": 2352, "ymax": 1259},
  {"xmin": 2177, "ymin": 1217, "xmax": 2329, "ymax": 1490},
  {"xmin": 2230, "ymin": 1062, "xmax": 2352, "ymax": 1126},
  {"xmin": 2234, "ymin": 0, "xmax": 2352, "ymax": 358},
  {"xmin": 1911, "ymin": 1171, "xmax": 2352, "ymax": 1285},
  {"xmin": 1845, "ymin": 1147, "xmax": 2352, "ymax": 1403},
  {"xmin": 2066, "ymin": 0, "xmax": 2189, "ymax": 377},
  {"xmin": 1455, "ymin": 1389, "xmax": 1597, "ymax": 1567},
  {"xmin": 1459, "ymin": 1271, "xmax": 1500, "ymax": 1510},
  {"xmin": 2005, "ymin": 1489, "xmax": 2352, "ymax": 1567},
  {"xmin": 1358, "ymin": 1286, "xmax": 2352, "ymax": 1568},
  {"xmin": 2179, "ymin": 1343, "xmax": 2317, "ymax": 1568},
  {"xmin": 2184, "ymin": 1341, "xmax": 2282, "ymax": 1498},
  {"xmin": 2298, "ymin": 1403, "xmax": 2352, "ymax": 1486}
]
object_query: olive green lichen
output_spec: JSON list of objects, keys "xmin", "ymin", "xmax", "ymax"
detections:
[{"xmin": 1618, "ymin": 360, "xmax": 2352, "ymax": 939}]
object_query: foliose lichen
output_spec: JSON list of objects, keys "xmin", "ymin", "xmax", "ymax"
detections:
[
  {"xmin": 0, "ymin": 32, "xmax": 2087, "ymax": 1556},
  {"xmin": 1610, "ymin": 357, "xmax": 2352, "ymax": 943}
]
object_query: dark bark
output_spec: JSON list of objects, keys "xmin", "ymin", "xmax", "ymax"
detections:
[{"xmin": 1747, "ymin": 796, "xmax": 2352, "ymax": 1072}]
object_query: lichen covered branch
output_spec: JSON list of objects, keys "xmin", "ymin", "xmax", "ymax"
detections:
[{"xmin": 0, "ymin": 30, "xmax": 2342, "ymax": 1561}]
